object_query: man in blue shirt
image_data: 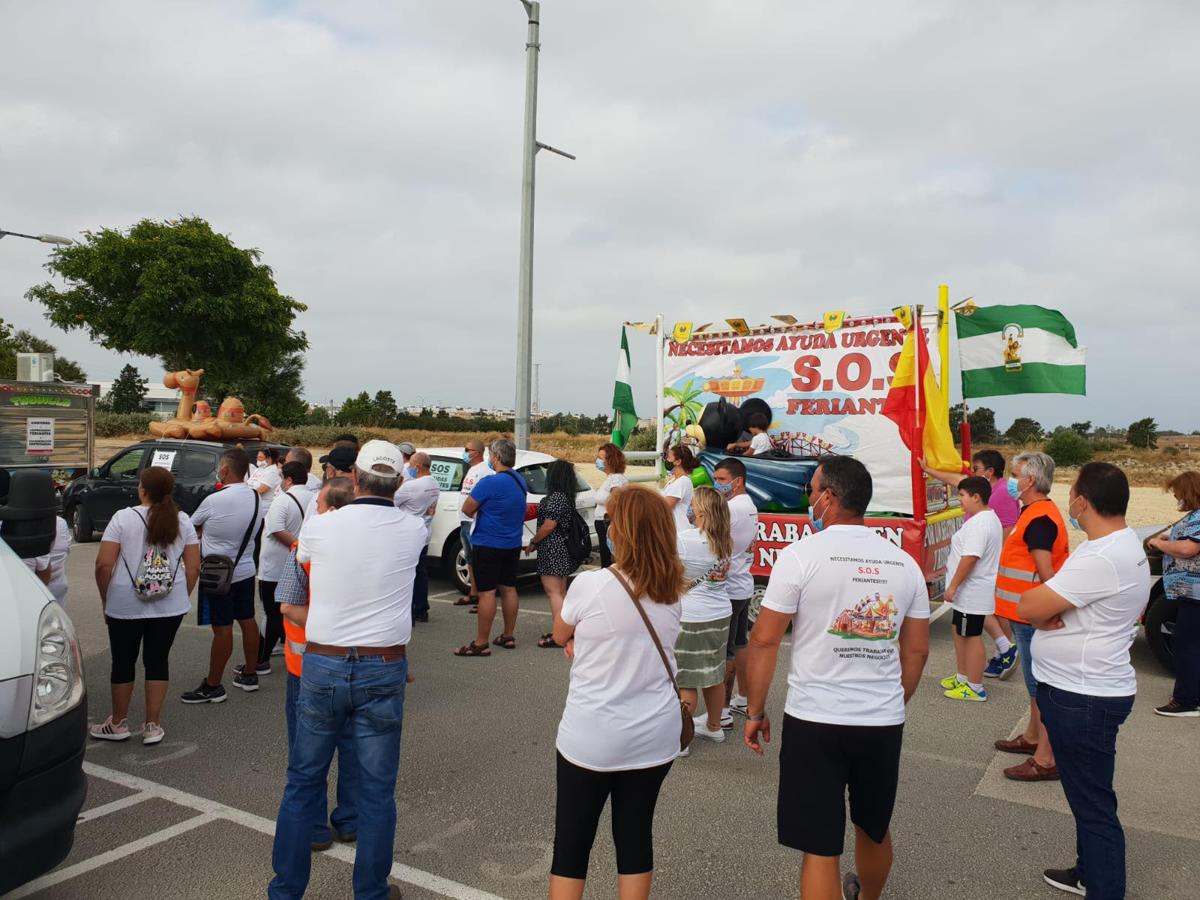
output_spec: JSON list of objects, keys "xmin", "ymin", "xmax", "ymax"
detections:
[{"xmin": 454, "ymin": 439, "xmax": 529, "ymax": 656}]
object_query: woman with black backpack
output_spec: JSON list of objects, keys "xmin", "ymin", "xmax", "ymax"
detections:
[
  {"xmin": 527, "ymin": 459, "xmax": 585, "ymax": 649},
  {"xmin": 91, "ymin": 466, "xmax": 201, "ymax": 746}
]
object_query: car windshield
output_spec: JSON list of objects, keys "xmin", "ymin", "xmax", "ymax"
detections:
[{"xmin": 518, "ymin": 463, "xmax": 589, "ymax": 496}]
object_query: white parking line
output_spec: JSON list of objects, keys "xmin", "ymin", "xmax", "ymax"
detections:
[
  {"xmin": 929, "ymin": 602, "xmax": 953, "ymax": 624},
  {"xmin": 429, "ymin": 596, "xmax": 552, "ymax": 618},
  {"xmin": 75, "ymin": 790, "xmax": 154, "ymax": 823},
  {"xmin": 8, "ymin": 813, "xmax": 217, "ymax": 899},
  {"xmin": 80, "ymin": 762, "xmax": 509, "ymax": 900}
]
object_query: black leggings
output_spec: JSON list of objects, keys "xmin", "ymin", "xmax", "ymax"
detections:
[
  {"xmin": 258, "ymin": 579, "xmax": 282, "ymax": 665},
  {"xmin": 551, "ymin": 752, "xmax": 672, "ymax": 879},
  {"xmin": 105, "ymin": 614, "xmax": 185, "ymax": 683},
  {"xmin": 596, "ymin": 519, "xmax": 613, "ymax": 568}
]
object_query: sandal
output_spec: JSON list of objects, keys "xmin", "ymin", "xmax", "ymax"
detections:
[
  {"xmin": 454, "ymin": 595, "xmax": 479, "ymax": 607},
  {"xmin": 537, "ymin": 632, "xmax": 560, "ymax": 649},
  {"xmin": 453, "ymin": 641, "xmax": 491, "ymax": 657},
  {"xmin": 468, "ymin": 605, "xmax": 479, "ymax": 615},
  {"xmin": 492, "ymin": 634, "xmax": 517, "ymax": 650}
]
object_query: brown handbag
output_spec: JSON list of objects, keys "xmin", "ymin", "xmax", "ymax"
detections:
[{"xmin": 610, "ymin": 568, "xmax": 694, "ymax": 752}]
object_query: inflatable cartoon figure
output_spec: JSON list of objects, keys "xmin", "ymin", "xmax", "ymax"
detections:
[
  {"xmin": 148, "ymin": 369, "xmax": 205, "ymax": 439},
  {"xmin": 147, "ymin": 370, "xmax": 273, "ymax": 441},
  {"xmin": 192, "ymin": 397, "xmax": 273, "ymax": 441}
]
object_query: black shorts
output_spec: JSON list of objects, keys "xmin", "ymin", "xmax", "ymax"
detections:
[
  {"xmin": 778, "ymin": 715, "xmax": 904, "ymax": 856},
  {"xmin": 727, "ymin": 597, "xmax": 751, "ymax": 660},
  {"xmin": 205, "ymin": 577, "xmax": 256, "ymax": 627},
  {"xmin": 952, "ymin": 610, "xmax": 986, "ymax": 637},
  {"xmin": 472, "ymin": 545, "xmax": 521, "ymax": 592}
]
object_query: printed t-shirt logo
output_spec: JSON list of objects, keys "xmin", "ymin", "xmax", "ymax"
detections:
[{"xmin": 828, "ymin": 592, "xmax": 898, "ymax": 641}]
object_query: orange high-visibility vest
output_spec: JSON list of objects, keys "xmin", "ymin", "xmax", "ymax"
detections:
[
  {"xmin": 282, "ymin": 552, "xmax": 310, "ymax": 678},
  {"xmin": 995, "ymin": 498, "xmax": 1069, "ymax": 624}
]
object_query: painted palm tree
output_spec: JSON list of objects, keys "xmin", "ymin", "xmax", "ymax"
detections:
[{"xmin": 664, "ymin": 379, "xmax": 705, "ymax": 434}]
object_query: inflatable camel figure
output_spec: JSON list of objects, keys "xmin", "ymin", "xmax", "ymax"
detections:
[{"xmin": 148, "ymin": 369, "xmax": 273, "ymax": 441}]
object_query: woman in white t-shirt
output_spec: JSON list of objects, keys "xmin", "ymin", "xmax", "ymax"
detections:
[
  {"xmin": 550, "ymin": 486, "xmax": 685, "ymax": 900},
  {"xmin": 248, "ymin": 446, "xmax": 283, "ymax": 504},
  {"xmin": 940, "ymin": 476, "xmax": 1003, "ymax": 702},
  {"xmin": 661, "ymin": 443, "xmax": 697, "ymax": 535},
  {"xmin": 594, "ymin": 442, "xmax": 630, "ymax": 569},
  {"xmin": 91, "ymin": 466, "xmax": 201, "ymax": 746},
  {"xmin": 675, "ymin": 485, "xmax": 734, "ymax": 745}
]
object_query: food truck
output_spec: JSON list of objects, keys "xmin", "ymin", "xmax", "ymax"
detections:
[
  {"xmin": 0, "ymin": 378, "xmax": 99, "ymax": 497},
  {"xmin": 633, "ymin": 289, "xmax": 965, "ymax": 611}
]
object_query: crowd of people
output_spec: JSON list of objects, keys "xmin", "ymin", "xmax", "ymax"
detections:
[{"xmin": 16, "ymin": 429, "xmax": 1190, "ymax": 899}]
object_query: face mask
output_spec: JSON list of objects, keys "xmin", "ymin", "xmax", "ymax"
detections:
[
  {"xmin": 462, "ymin": 451, "xmax": 471, "ymax": 464},
  {"xmin": 487, "ymin": 460, "xmax": 495, "ymax": 471},
  {"xmin": 1007, "ymin": 477, "xmax": 1021, "ymax": 500},
  {"xmin": 685, "ymin": 505, "xmax": 696, "ymax": 526},
  {"xmin": 605, "ymin": 535, "xmax": 615, "ymax": 557},
  {"xmin": 663, "ymin": 452, "xmax": 674, "ymax": 467},
  {"xmin": 405, "ymin": 466, "xmax": 417, "ymax": 479},
  {"xmin": 595, "ymin": 458, "xmax": 606, "ymax": 472},
  {"xmin": 713, "ymin": 480, "xmax": 733, "ymax": 494},
  {"xmin": 810, "ymin": 490, "xmax": 829, "ymax": 532},
  {"xmin": 1068, "ymin": 497, "xmax": 1085, "ymax": 531}
]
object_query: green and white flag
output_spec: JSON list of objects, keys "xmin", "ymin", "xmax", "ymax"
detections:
[
  {"xmin": 611, "ymin": 326, "xmax": 638, "ymax": 448},
  {"xmin": 955, "ymin": 303, "xmax": 1086, "ymax": 398}
]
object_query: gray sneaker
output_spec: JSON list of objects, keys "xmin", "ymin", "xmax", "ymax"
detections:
[{"xmin": 841, "ymin": 872, "xmax": 861, "ymax": 900}]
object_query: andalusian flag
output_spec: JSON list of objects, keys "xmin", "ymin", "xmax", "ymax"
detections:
[
  {"xmin": 883, "ymin": 318, "xmax": 963, "ymax": 473},
  {"xmin": 955, "ymin": 304, "xmax": 1086, "ymax": 398},
  {"xmin": 611, "ymin": 327, "xmax": 638, "ymax": 448}
]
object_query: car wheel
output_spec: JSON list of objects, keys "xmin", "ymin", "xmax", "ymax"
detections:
[
  {"xmin": 441, "ymin": 532, "xmax": 471, "ymax": 596},
  {"xmin": 1144, "ymin": 583, "xmax": 1177, "ymax": 675},
  {"xmin": 70, "ymin": 504, "xmax": 94, "ymax": 544}
]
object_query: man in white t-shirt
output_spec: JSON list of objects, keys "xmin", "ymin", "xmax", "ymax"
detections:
[
  {"xmin": 455, "ymin": 439, "xmax": 493, "ymax": 607},
  {"xmin": 253, "ymin": 460, "xmax": 310, "ymax": 672},
  {"xmin": 1017, "ymin": 463, "xmax": 1151, "ymax": 900},
  {"xmin": 743, "ymin": 456, "xmax": 930, "ymax": 900},
  {"xmin": 940, "ymin": 476, "xmax": 1003, "ymax": 702},
  {"xmin": 285, "ymin": 447, "xmax": 322, "ymax": 494},
  {"xmin": 183, "ymin": 449, "xmax": 267, "ymax": 704},
  {"xmin": 394, "ymin": 451, "xmax": 440, "ymax": 624},
  {"xmin": 713, "ymin": 457, "xmax": 759, "ymax": 726}
]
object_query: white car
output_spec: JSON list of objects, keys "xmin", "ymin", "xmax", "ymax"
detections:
[
  {"xmin": 423, "ymin": 447, "xmax": 598, "ymax": 594},
  {"xmin": 0, "ymin": 472, "xmax": 88, "ymax": 894}
]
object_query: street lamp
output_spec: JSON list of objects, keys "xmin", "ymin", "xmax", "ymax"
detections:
[
  {"xmin": 513, "ymin": 0, "xmax": 574, "ymax": 450},
  {"xmin": 0, "ymin": 229, "xmax": 74, "ymax": 246}
]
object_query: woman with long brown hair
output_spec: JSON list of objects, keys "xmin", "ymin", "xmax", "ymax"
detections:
[
  {"xmin": 594, "ymin": 442, "xmax": 630, "ymax": 569},
  {"xmin": 92, "ymin": 466, "xmax": 201, "ymax": 745},
  {"xmin": 674, "ymin": 485, "xmax": 733, "ymax": 748},
  {"xmin": 548, "ymin": 487, "xmax": 685, "ymax": 900}
]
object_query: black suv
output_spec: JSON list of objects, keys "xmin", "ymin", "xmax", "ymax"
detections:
[{"xmin": 62, "ymin": 437, "xmax": 289, "ymax": 543}]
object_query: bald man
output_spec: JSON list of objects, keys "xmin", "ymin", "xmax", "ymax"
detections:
[{"xmin": 394, "ymin": 452, "xmax": 440, "ymax": 623}]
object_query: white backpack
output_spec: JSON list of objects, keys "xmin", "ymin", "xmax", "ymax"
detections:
[{"xmin": 121, "ymin": 511, "xmax": 182, "ymax": 601}]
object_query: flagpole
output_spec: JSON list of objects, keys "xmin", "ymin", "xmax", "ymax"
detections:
[
  {"xmin": 655, "ymin": 313, "xmax": 665, "ymax": 478},
  {"xmin": 912, "ymin": 304, "xmax": 927, "ymax": 522}
]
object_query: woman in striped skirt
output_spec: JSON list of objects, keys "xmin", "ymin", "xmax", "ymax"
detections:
[{"xmin": 674, "ymin": 485, "xmax": 733, "ymax": 752}]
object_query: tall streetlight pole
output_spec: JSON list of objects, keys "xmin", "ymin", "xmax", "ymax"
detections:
[
  {"xmin": 514, "ymin": 0, "xmax": 574, "ymax": 450},
  {"xmin": 0, "ymin": 228, "xmax": 74, "ymax": 246}
]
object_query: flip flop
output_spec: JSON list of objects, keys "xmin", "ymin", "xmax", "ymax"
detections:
[
  {"xmin": 537, "ymin": 632, "xmax": 560, "ymax": 649},
  {"xmin": 453, "ymin": 641, "xmax": 491, "ymax": 657},
  {"xmin": 453, "ymin": 595, "xmax": 479, "ymax": 607}
]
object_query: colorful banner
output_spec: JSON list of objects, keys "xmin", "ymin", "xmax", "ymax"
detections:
[
  {"xmin": 749, "ymin": 513, "xmax": 925, "ymax": 575},
  {"xmin": 664, "ymin": 318, "xmax": 943, "ymax": 515}
]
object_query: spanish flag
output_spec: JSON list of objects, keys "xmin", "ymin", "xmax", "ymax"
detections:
[{"xmin": 883, "ymin": 319, "xmax": 963, "ymax": 473}]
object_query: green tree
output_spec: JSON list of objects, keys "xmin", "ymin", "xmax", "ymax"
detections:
[
  {"xmin": 0, "ymin": 320, "xmax": 88, "ymax": 383},
  {"xmin": 1044, "ymin": 430, "xmax": 1094, "ymax": 467},
  {"xmin": 102, "ymin": 363, "xmax": 148, "ymax": 413},
  {"xmin": 26, "ymin": 217, "xmax": 307, "ymax": 394},
  {"xmin": 1005, "ymin": 416, "xmax": 1044, "ymax": 444},
  {"xmin": 1069, "ymin": 421, "xmax": 1092, "ymax": 436},
  {"xmin": 967, "ymin": 406, "xmax": 999, "ymax": 443},
  {"xmin": 1128, "ymin": 417, "xmax": 1159, "ymax": 449},
  {"xmin": 337, "ymin": 392, "xmax": 375, "ymax": 427},
  {"xmin": 372, "ymin": 391, "xmax": 399, "ymax": 427},
  {"xmin": 218, "ymin": 353, "xmax": 309, "ymax": 427}
]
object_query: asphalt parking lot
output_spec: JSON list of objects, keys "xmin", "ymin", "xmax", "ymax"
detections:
[{"xmin": 12, "ymin": 542, "xmax": 1200, "ymax": 899}]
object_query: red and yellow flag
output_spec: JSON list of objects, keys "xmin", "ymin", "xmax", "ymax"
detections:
[{"xmin": 883, "ymin": 321, "xmax": 963, "ymax": 473}]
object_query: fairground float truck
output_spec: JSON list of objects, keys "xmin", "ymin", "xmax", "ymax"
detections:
[{"xmin": 626, "ymin": 287, "xmax": 965, "ymax": 616}]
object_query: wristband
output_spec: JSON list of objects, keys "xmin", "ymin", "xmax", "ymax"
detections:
[{"xmin": 748, "ymin": 713, "xmax": 766, "ymax": 722}]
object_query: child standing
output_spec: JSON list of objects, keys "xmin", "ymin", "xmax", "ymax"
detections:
[{"xmin": 941, "ymin": 476, "xmax": 1003, "ymax": 701}]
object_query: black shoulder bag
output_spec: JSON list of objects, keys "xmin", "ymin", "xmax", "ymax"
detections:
[{"xmin": 198, "ymin": 492, "xmax": 260, "ymax": 596}]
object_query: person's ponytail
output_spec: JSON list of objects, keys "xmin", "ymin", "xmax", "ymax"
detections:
[{"xmin": 140, "ymin": 467, "xmax": 181, "ymax": 547}]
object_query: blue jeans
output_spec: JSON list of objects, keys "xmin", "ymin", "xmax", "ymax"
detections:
[
  {"xmin": 1011, "ymin": 620, "xmax": 1038, "ymax": 698},
  {"xmin": 271, "ymin": 653, "xmax": 408, "ymax": 900},
  {"xmin": 284, "ymin": 672, "xmax": 359, "ymax": 844},
  {"xmin": 1037, "ymin": 683, "xmax": 1134, "ymax": 900}
]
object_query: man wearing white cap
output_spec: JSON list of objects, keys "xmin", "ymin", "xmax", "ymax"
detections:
[{"xmin": 270, "ymin": 439, "xmax": 425, "ymax": 900}]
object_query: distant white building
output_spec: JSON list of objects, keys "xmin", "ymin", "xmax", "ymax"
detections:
[{"xmin": 93, "ymin": 381, "xmax": 182, "ymax": 419}]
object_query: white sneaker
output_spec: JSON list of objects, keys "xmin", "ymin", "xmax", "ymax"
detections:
[
  {"xmin": 142, "ymin": 722, "xmax": 165, "ymax": 745},
  {"xmin": 90, "ymin": 716, "xmax": 131, "ymax": 741},
  {"xmin": 676, "ymin": 746, "xmax": 691, "ymax": 758},
  {"xmin": 691, "ymin": 714, "xmax": 727, "ymax": 742},
  {"xmin": 730, "ymin": 694, "xmax": 748, "ymax": 714},
  {"xmin": 720, "ymin": 708, "xmax": 734, "ymax": 729}
]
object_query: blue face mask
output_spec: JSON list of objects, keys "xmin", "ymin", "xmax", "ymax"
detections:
[
  {"xmin": 605, "ymin": 535, "xmax": 615, "ymax": 557},
  {"xmin": 595, "ymin": 458, "xmax": 606, "ymax": 472},
  {"xmin": 1068, "ymin": 498, "xmax": 1084, "ymax": 531},
  {"xmin": 713, "ymin": 480, "xmax": 734, "ymax": 494},
  {"xmin": 462, "ymin": 451, "xmax": 470, "ymax": 464},
  {"xmin": 405, "ymin": 466, "xmax": 417, "ymax": 479},
  {"xmin": 1007, "ymin": 477, "xmax": 1021, "ymax": 500},
  {"xmin": 487, "ymin": 460, "xmax": 495, "ymax": 471},
  {"xmin": 810, "ymin": 490, "xmax": 828, "ymax": 532}
]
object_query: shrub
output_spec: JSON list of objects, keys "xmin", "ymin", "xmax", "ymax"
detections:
[
  {"xmin": 625, "ymin": 428, "xmax": 659, "ymax": 453},
  {"xmin": 95, "ymin": 412, "xmax": 153, "ymax": 437},
  {"xmin": 1044, "ymin": 430, "xmax": 1094, "ymax": 467},
  {"xmin": 271, "ymin": 425, "xmax": 389, "ymax": 448}
]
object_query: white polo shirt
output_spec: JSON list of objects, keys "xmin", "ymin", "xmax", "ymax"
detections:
[
  {"xmin": 259, "ymin": 486, "xmax": 308, "ymax": 582},
  {"xmin": 394, "ymin": 474, "xmax": 440, "ymax": 546},
  {"xmin": 298, "ymin": 496, "xmax": 426, "ymax": 647},
  {"xmin": 191, "ymin": 483, "xmax": 265, "ymax": 583},
  {"xmin": 726, "ymin": 493, "xmax": 758, "ymax": 601}
]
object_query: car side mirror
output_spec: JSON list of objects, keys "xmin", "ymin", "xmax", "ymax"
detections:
[
  {"xmin": 91, "ymin": 467, "xmax": 101, "ymax": 478},
  {"xmin": 0, "ymin": 470, "xmax": 58, "ymax": 559}
]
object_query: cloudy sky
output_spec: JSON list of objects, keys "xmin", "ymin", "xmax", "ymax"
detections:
[{"xmin": 2, "ymin": 1, "xmax": 1197, "ymax": 431}]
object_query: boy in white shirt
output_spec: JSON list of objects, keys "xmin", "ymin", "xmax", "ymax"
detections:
[
  {"xmin": 941, "ymin": 476, "xmax": 1004, "ymax": 702},
  {"xmin": 726, "ymin": 413, "xmax": 773, "ymax": 456}
]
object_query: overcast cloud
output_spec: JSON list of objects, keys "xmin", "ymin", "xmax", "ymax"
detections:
[{"xmin": 2, "ymin": 1, "xmax": 1197, "ymax": 431}]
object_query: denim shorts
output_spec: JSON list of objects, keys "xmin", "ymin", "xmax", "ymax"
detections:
[{"xmin": 1010, "ymin": 620, "xmax": 1038, "ymax": 698}]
